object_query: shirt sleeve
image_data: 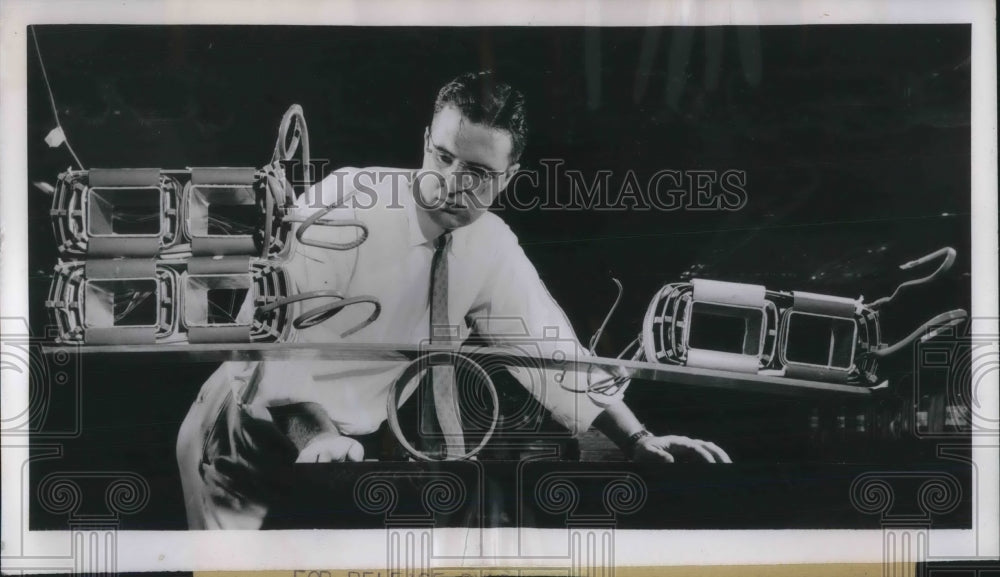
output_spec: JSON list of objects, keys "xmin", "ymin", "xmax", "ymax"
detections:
[{"xmin": 465, "ymin": 224, "xmax": 629, "ymax": 436}]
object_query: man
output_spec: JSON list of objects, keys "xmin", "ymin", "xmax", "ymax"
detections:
[{"xmin": 176, "ymin": 71, "xmax": 730, "ymax": 530}]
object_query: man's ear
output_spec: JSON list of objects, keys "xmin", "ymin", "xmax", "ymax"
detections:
[
  {"xmin": 500, "ymin": 163, "xmax": 520, "ymax": 188},
  {"xmin": 423, "ymin": 126, "xmax": 431, "ymax": 151}
]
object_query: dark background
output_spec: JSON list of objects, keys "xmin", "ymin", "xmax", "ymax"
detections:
[{"xmin": 27, "ymin": 25, "xmax": 972, "ymax": 530}]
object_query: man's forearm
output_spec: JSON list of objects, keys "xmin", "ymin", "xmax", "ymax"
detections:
[{"xmin": 591, "ymin": 400, "xmax": 646, "ymax": 452}]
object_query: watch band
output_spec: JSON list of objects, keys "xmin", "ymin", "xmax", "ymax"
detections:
[{"xmin": 625, "ymin": 428, "xmax": 653, "ymax": 459}]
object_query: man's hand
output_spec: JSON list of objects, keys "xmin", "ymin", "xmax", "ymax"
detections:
[
  {"xmin": 632, "ymin": 435, "xmax": 732, "ymax": 464},
  {"xmin": 296, "ymin": 431, "xmax": 365, "ymax": 463}
]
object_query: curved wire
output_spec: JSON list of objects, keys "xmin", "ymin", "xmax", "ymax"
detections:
[
  {"xmin": 293, "ymin": 201, "xmax": 370, "ymax": 251},
  {"xmin": 385, "ymin": 352, "xmax": 499, "ymax": 461},
  {"xmin": 293, "ymin": 295, "xmax": 380, "ymax": 336},
  {"xmin": 113, "ymin": 289, "xmax": 155, "ymax": 322},
  {"xmin": 262, "ymin": 104, "xmax": 311, "ymax": 257},
  {"xmin": 257, "ymin": 289, "xmax": 381, "ymax": 337},
  {"xmin": 617, "ymin": 335, "xmax": 642, "ymax": 359},
  {"xmin": 271, "ymin": 104, "xmax": 310, "ymax": 169},
  {"xmin": 869, "ymin": 247, "xmax": 957, "ymax": 309},
  {"xmin": 266, "ymin": 104, "xmax": 370, "ymax": 252},
  {"xmin": 583, "ymin": 365, "xmax": 631, "ymax": 397},
  {"xmin": 588, "ymin": 278, "xmax": 623, "ymax": 355},
  {"xmin": 867, "ymin": 309, "xmax": 968, "ymax": 359}
]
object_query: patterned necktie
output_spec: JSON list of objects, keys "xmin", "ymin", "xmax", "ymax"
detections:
[{"xmin": 423, "ymin": 232, "xmax": 465, "ymax": 458}]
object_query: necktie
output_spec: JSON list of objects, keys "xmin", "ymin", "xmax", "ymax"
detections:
[{"xmin": 423, "ymin": 232, "xmax": 466, "ymax": 459}]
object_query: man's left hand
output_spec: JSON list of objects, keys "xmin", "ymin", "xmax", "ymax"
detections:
[{"xmin": 632, "ymin": 435, "xmax": 732, "ymax": 463}]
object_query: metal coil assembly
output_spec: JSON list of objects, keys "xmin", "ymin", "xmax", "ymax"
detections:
[
  {"xmin": 45, "ymin": 259, "xmax": 179, "ymax": 345},
  {"xmin": 50, "ymin": 169, "xmax": 184, "ymax": 257},
  {"xmin": 45, "ymin": 104, "xmax": 382, "ymax": 344},
  {"xmin": 597, "ymin": 247, "xmax": 968, "ymax": 386}
]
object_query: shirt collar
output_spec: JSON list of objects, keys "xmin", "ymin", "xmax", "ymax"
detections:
[{"xmin": 403, "ymin": 176, "xmax": 465, "ymax": 256}]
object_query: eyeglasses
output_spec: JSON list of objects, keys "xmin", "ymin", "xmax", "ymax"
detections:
[{"xmin": 426, "ymin": 133, "xmax": 507, "ymax": 187}]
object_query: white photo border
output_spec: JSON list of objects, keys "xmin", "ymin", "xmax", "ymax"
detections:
[{"xmin": 1, "ymin": 0, "xmax": 996, "ymax": 573}]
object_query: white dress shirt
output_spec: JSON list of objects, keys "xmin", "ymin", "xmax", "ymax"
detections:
[{"xmin": 245, "ymin": 166, "xmax": 626, "ymax": 437}]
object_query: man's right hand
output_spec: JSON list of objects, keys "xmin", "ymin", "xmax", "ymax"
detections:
[
  {"xmin": 266, "ymin": 401, "xmax": 364, "ymax": 462},
  {"xmin": 296, "ymin": 432, "xmax": 365, "ymax": 463}
]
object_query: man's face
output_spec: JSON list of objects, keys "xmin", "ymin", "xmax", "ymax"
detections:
[{"xmin": 417, "ymin": 104, "xmax": 519, "ymax": 230}]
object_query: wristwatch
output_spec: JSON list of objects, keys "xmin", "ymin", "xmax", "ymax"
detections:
[{"xmin": 625, "ymin": 429, "xmax": 653, "ymax": 459}]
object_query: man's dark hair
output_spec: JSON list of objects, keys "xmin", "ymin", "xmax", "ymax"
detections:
[{"xmin": 434, "ymin": 71, "xmax": 527, "ymax": 163}]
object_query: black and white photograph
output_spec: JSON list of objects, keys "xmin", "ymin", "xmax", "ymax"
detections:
[{"xmin": 1, "ymin": 1, "xmax": 997, "ymax": 575}]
